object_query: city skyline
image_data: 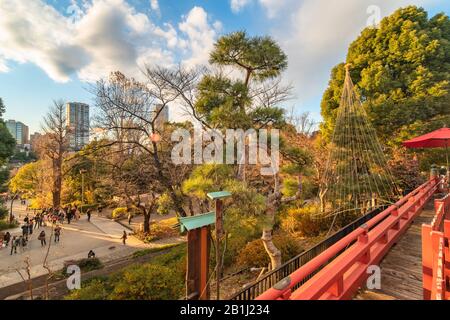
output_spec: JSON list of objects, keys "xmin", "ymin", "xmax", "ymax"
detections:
[{"xmin": 1, "ymin": 0, "xmax": 449, "ymax": 133}]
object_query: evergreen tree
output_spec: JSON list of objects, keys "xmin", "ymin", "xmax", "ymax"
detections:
[{"xmin": 321, "ymin": 6, "xmax": 450, "ymax": 145}]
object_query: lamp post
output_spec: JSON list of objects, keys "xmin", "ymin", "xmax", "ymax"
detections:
[
  {"xmin": 207, "ymin": 191, "xmax": 231, "ymax": 300},
  {"xmin": 80, "ymin": 169, "xmax": 87, "ymax": 215}
]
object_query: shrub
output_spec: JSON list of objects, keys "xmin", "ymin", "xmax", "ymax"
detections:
[
  {"xmin": 77, "ymin": 258, "xmax": 103, "ymax": 272},
  {"xmin": 0, "ymin": 220, "xmax": 17, "ymax": 231},
  {"xmin": 221, "ymin": 213, "xmax": 263, "ymax": 268},
  {"xmin": 112, "ymin": 207, "xmax": 128, "ymax": 219},
  {"xmin": 110, "ymin": 264, "xmax": 184, "ymax": 300},
  {"xmin": 138, "ymin": 217, "xmax": 179, "ymax": 242},
  {"xmin": 65, "ymin": 244, "xmax": 187, "ymax": 300},
  {"xmin": 0, "ymin": 206, "xmax": 8, "ymax": 220},
  {"xmin": 281, "ymin": 205, "xmax": 330, "ymax": 237},
  {"xmin": 65, "ymin": 278, "xmax": 111, "ymax": 300},
  {"xmin": 236, "ymin": 233, "xmax": 303, "ymax": 269}
]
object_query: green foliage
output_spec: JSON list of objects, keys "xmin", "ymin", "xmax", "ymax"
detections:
[
  {"xmin": 0, "ymin": 220, "xmax": 17, "ymax": 231},
  {"xmin": 182, "ymin": 164, "xmax": 233, "ymax": 198},
  {"xmin": 138, "ymin": 218, "xmax": 179, "ymax": 242},
  {"xmin": 0, "ymin": 122, "xmax": 15, "ymax": 164},
  {"xmin": 65, "ymin": 278, "xmax": 112, "ymax": 300},
  {"xmin": 193, "ymin": 31, "xmax": 288, "ymax": 131},
  {"xmin": 281, "ymin": 204, "xmax": 360, "ymax": 237},
  {"xmin": 9, "ymin": 162, "xmax": 40, "ymax": 197},
  {"xmin": 210, "ymin": 31, "xmax": 288, "ymax": 82},
  {"xmin": 110, "ymin": 264, "xmax": 183, "ymax": 300},
  {"xmin": 74, "ymin": 258, "xmax": 103, "ymax": 272},
  {"xmin": 156, "ymin": 192, "xmax": 173, "ymax": 215},
  {"xmin": 66, "ymin": 244, "xmax": 187, "ymax": 300},
  {"xmin": 0, "ymin": 168, "xmax": 9, "ymax": 192},
  {"xmin": 222, "ymin": 213, "xmax": 264, "ymax": 267},
  {"xmin": 0, "ymin": 98, "xmax": 5, "ymax": 119},
  {"xmin": 236, "ymin": 233, "xmax": 303, "ymax": 269},
  {"xmin": 281, "ymin": 205, "xmax": 327, "ymax": 237},
  {"xmin": 0, "ymin": 206, "xmax": 8, "ymax": 220},
  {"xmin": 321, "ymin": 6, "xmax": 450, "ymax": 144}
]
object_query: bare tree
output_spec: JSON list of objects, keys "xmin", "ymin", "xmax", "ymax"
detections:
[
  {"xmin": 92, "ymin": 71, "xmax": 194, "ymax": 218},
  {"xmin": 37, "ymin": 100, "xmax": 71, "ymax": 208},
  {"xmin": 287, "ymin": 109, "xmax": 317, "ymax": 137}
]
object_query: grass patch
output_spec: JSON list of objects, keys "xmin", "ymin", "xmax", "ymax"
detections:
[
  {"xmin": 65, "ymin": 244, "xmax": 187, "ymax": 300},
  {"xmin": 132, "ymin": 243, "xmax": 182, "ymax": 258}
]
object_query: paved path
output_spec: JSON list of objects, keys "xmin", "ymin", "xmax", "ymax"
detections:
[{"xmin": 0, "ymin": 201, "xmax": 159, "ymax": 289}]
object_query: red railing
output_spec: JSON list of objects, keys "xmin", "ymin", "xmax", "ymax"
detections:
[
  {"xmin": 256, "ymin": 177, "xmax": 440, "ymax": 300},
  {"xmin": 422, "ymin": 193, "xmax": 450, "ymax": 300}
]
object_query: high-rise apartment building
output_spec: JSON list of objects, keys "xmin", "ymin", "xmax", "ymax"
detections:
[
  {"xmin": 6, "ymin": 119, "xmax": 29, "ymax": 145},
  {"xmin": 66, "ymin": 102, "xmax": 90, "ymax": 151},
  {"xmin": 154, "ymin": 104, "xmax": 169, "ymax": 129}
]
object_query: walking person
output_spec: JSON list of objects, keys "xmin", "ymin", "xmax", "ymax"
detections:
[
  {"xmin": 54, "ymin": 225, "xmax": 61, "ymax": 243},
  {"xmin": 121, "ymin": 231, "xmax": 127, "ymax": 245},
  {"xmin": 127, "ymin": 212, "xmax": 133, "ymax": 225},
  {"xmin": 75, "ymin": 206, "xmax": 80, "ymax": 221},
  {"xmin": 28, "ymin": 220, "xmax": 33, "ymax": 235},
  {"xmin": 38, "ymin": 230, "xmax": 46, "ymax": 247},
  {"xmin": 3, "ymin": 232, "xmax": 11, "ymax": 247},
  {"xmin": 87, "ymin": 209, "xmax": 92, "ymax": 222},
  {"xmin": 21, "ymin": 223, "xmax": 29, "ymax": 240},
  {"xmin": 20, "ymin": 236, "xmax": 27, "ymax": 252},
  {"xmin": 10, "ymin": 236, "xmax": 18, "ymax": 255}
]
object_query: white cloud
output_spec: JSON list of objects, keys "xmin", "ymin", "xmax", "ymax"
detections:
[
  {"xmin": 0, "ymin": 0, "xmax": 220, "ymax": 82},
  {"xmin": 179, "ymin": 6, "xmax": 221, "ymax": 68},
  {"xmin": 230, "ymin": 0, "xmax": 251, "ymax": 13},
  {"xmin": 150, "ymin": 0, "xmax": 159, "ymax": 11},
  {"xmin": 263, "ymin": 0, "xmax": 439, "ymax": 111}
]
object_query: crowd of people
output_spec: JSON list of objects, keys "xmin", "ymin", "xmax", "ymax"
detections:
[{"xmin": 1, "ymin": 205, "xmax": 91, "ymax": 255}]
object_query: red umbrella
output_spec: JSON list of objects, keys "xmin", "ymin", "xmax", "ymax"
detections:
[{"xmin": 403, "ymin": 127, "xmax": 450, "ymax": 173}]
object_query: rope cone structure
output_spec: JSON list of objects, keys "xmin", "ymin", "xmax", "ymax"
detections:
[{"xmin": 318, "ymin": 65, "xmax": 400, "ymax": 222}]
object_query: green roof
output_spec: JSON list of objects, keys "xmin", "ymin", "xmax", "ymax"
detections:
[
  {"xmin": 178, "ymin": 211, "xmax": 216, "ymax": 232},
  {"xmin": 207, "ymin": 191, "xmax": 232, "ymax": 200}
]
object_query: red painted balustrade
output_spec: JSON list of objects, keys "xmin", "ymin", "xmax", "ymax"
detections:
[{"xmin": 256, "ymin": 177, "xmax": 440, "ymax": 300}]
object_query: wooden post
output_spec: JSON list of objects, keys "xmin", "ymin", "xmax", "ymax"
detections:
[
  {"xmin": 206, "ymin": 191, "xmax": 231, "ymax": 300},
  {"xmin": 422, "ymin": 224, "xmax": 433, "ymax": 300},
  {"xmin": 199, "ymin": 226, "xmax": 210, "ymax": 300},
  {"xmin": 186, "ymin": 226, "xmax": 211, "ymax": 300},
  {"xmin": 215, "ymin": 199, "xmax": 223, "ymax": 300}
]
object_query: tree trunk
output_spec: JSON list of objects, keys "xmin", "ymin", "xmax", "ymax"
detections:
[
  {"xmin": 143, "ymin": 208, "xmax": 151, "ymax": 234},
  {"xmin": 9, "ymin": 194, "xmax": 16, "ymax": 223},
  {"xmin": 52, "ymin": 157, "xmax": 62, "ymax": 208},
  {"xmin": 261, "ymin": 190, "xmax": 282, "ymax": 270},
  {"xmin": 261, "ymin": 228, "xmax": 282, "ymax": 270}
]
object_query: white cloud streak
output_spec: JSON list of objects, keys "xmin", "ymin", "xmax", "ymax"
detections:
[{"xmin": 0, "ymin": 0, "xmax": 220, "ymax": 83}]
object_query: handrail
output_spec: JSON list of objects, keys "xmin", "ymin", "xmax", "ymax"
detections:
[
  {"xmin": 257, "ymin": 177, "xmax": 439, "ymax": 300},
  {"xmin": 422, "ymin": 191, "xmax": 450, "ymax": 300},
  {"xmin": 229, "ymin": 205, "xmax": 385, "ymax": 300}
]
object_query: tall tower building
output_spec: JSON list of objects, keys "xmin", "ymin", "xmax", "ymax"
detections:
[
  {"xmin": 154, "ymin": 104, "xmax": 169, "ymax": 130},
  {"xmin": 66, "ymin": 102, "xmax": 90, "ymax": 151},
  {"xmin": 6, "ymin": 120, "xmax": 29, "ymax": 145}
]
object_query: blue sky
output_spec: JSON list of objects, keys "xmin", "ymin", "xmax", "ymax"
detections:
[{"xmin": 1, "ymin": 0, "xmax": 449, "ymax": 133}]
